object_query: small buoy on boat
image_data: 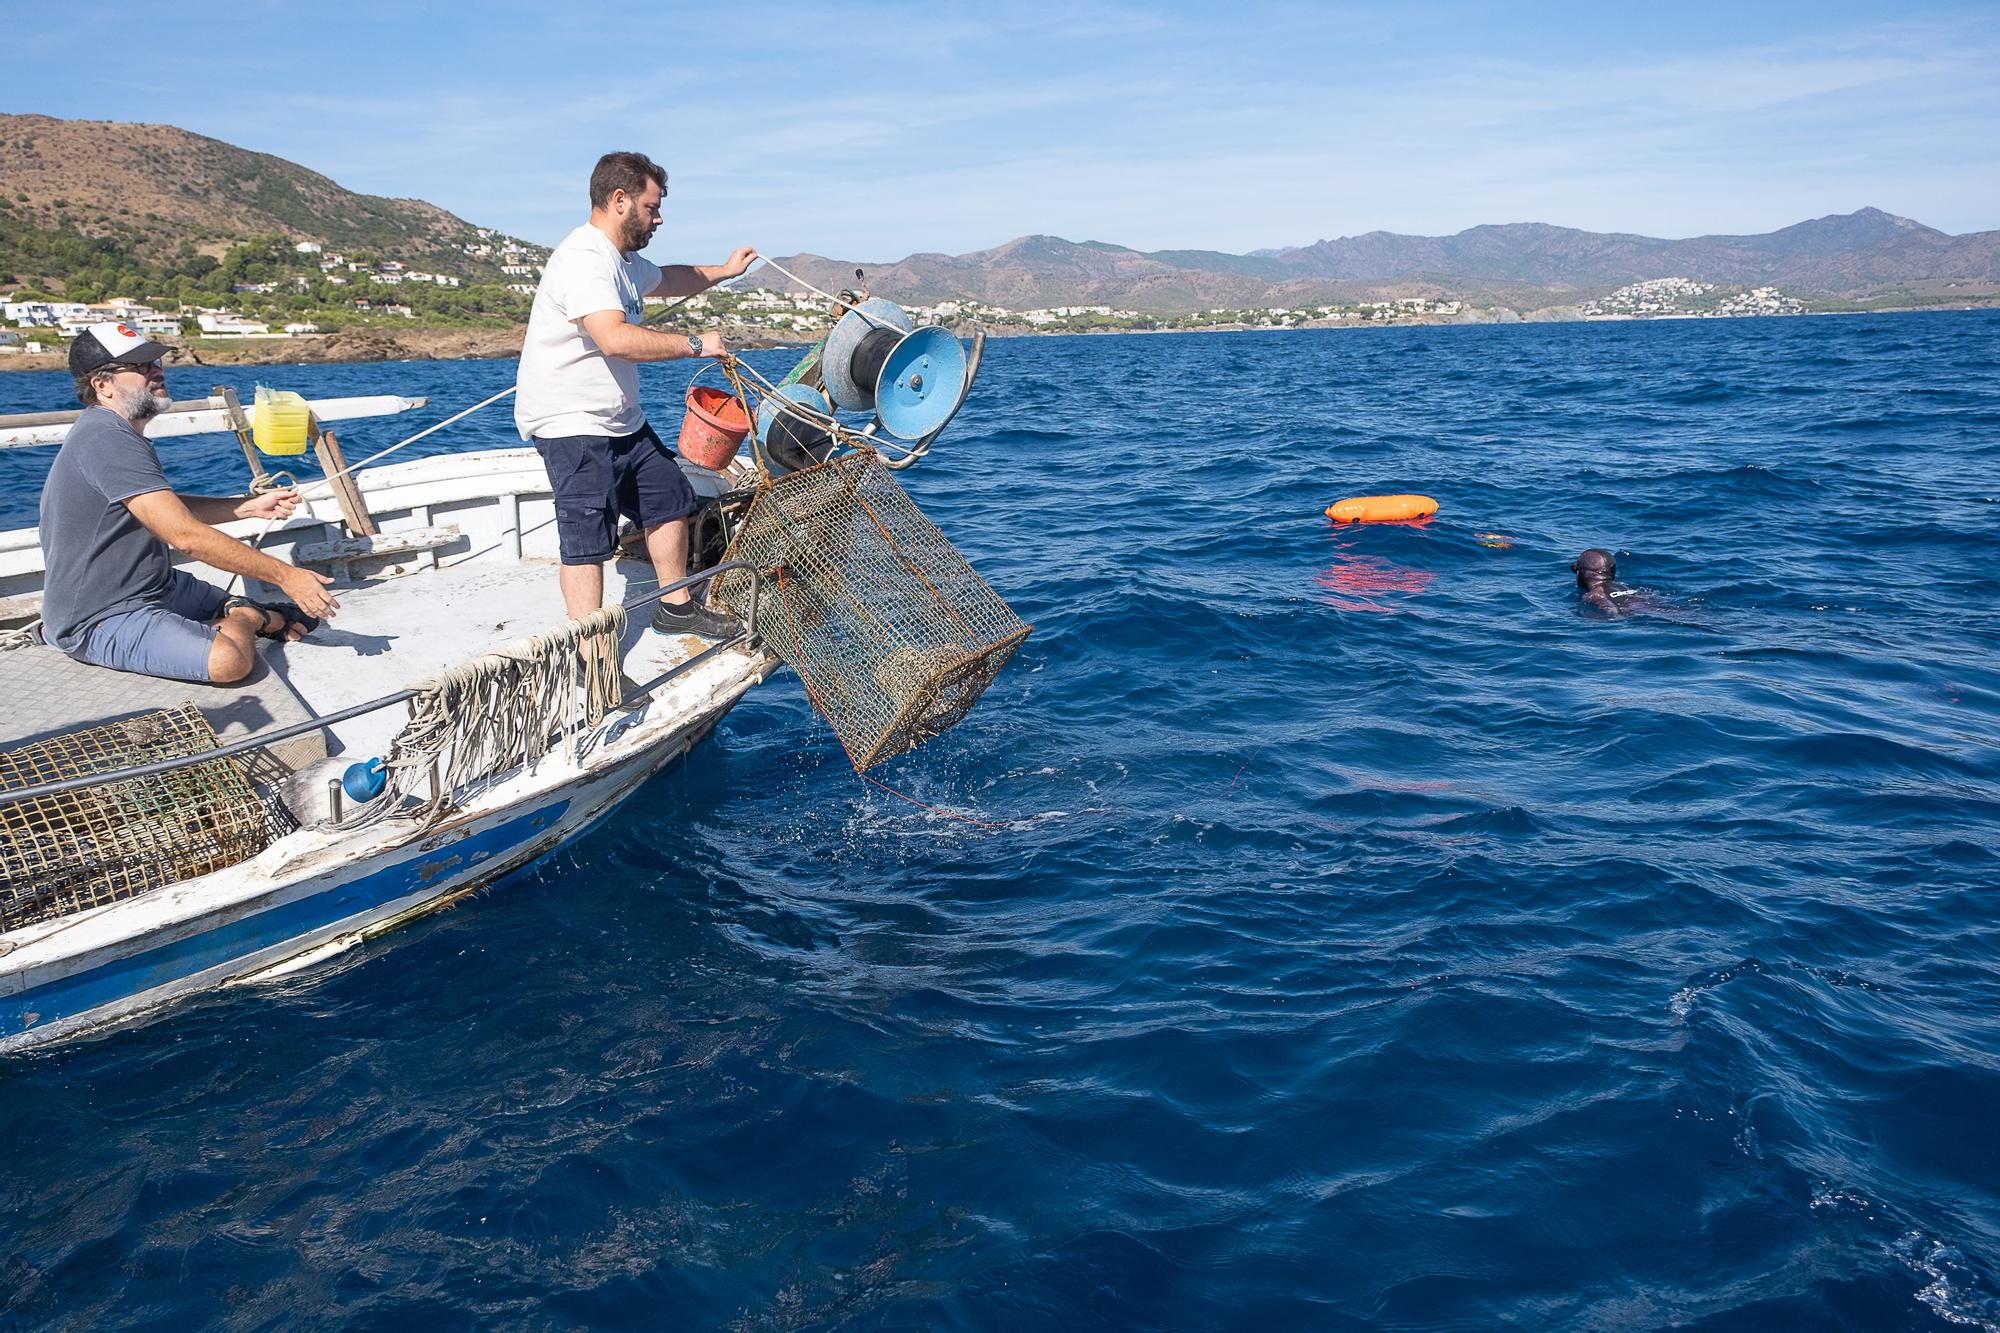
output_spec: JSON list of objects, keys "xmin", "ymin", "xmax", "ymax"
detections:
[
  {"xmin": 342, "ymin": 757, "xmax": 387, "ymax": 803},
  {"xmin": 1324, "ymin": 494, "xmax": 1438, "ymax": 523}
]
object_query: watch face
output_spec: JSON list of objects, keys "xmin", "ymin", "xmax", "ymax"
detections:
[{"xmin": 688, "ymin": 335, "xmax": 703, "ymax": 356}]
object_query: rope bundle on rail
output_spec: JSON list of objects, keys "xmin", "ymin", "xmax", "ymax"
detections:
[{"xmin": 356, "ymin": 604, "xmax": 627, "ymax": 826}]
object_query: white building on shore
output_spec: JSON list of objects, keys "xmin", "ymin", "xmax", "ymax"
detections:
[{"xmin": 197, "ymin": 312, "xmax": 274, "ymax": 336}]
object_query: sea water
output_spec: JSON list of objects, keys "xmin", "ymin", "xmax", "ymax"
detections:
[{"xmin": 1, "ymin": 313, "xmax": 1997, "ymax": 1329}]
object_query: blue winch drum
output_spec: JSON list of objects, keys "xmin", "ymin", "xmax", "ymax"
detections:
[
  {"xmin": 875, "ymin": 326, "xmax": 969, "ymax": 441},
  {"xmin": 822, "ymin": 297, "xmax": 913, "ymax": 411}
]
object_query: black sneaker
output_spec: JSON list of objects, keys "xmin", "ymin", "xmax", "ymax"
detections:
[{"xmin": 650, "ymin": 599, "xmax": 744, "ymax": 641}]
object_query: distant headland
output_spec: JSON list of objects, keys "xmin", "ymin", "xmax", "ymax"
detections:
[{"xmin": 3, "ymin": 112, "xmax": 1995, "ymax": 373}]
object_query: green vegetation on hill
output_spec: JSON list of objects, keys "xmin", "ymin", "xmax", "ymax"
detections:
[
  {"xmin": 0, "ymin": 205, "xmax": 531, "ymax": 330},
  {"xmin": 0, "ymin": 114, "xmax": 536, "ymax": 276},
  {"xmin": 222, "ymin": 151, "xmax": 461, "ymax": 260},
  {"xmin": 65, "ymin": 135, "xmax": 456, "ymax": 262}
]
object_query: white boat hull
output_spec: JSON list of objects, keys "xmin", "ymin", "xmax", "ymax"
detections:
[
  {"xmin": 0, "ymin": 653, "xmax": 771, "ymax": 1054},
  {"xmin": 1, "ymin": 436, "xmax": 774, "ymax": 1054}
]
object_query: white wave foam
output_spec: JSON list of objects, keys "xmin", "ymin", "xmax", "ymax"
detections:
[{"xmin": 1894, "ymin": 1232, "xmax": 2000, "ymax": 1330}]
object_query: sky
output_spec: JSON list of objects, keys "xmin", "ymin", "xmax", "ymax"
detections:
[{"xmin": 5, "ymin": 1, "xmax": 1997, "ymax": 264}]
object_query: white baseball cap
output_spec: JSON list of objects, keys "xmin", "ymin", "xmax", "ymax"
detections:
[{"xmin": 68, "ymin": 321, "xmax": 174, "ymax": 376}]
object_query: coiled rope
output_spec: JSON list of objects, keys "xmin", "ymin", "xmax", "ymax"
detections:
[{"xmin": 345, "ymin": 603, "xmax": 628, "ymax": 828}]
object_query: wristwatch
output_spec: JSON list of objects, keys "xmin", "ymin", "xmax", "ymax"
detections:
[{"xmin": 686, "ymin": 334, "xmax": 704, "ymax": 357}]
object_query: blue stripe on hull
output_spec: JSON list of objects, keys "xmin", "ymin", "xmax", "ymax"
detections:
[{"xmin": 4, "ymin": 800, "xmax": 571, "ymax": 1039}]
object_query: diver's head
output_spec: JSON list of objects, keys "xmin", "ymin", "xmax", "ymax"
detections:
[{"xmin": 1572, "ymin": 548, "xmax": 1616, "ymax": 589}]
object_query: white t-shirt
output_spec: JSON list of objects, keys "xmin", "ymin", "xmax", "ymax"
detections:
[{"xmin": 514, "ymin": 223, "xmax": 664, "ymax": 440}]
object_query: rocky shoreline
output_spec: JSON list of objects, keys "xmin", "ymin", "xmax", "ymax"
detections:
[
  {"xmin": 3, "ymin": 303, "xmax": 1983, "ymax": 374},
  {"xmin": 0, "ymin": 325, "xmax": 794, "ymax": 373}
]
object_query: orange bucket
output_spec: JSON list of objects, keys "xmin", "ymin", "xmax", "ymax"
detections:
[{"xmin": 677, "ymin": 385, "xmax": 750, "ymax": 469}]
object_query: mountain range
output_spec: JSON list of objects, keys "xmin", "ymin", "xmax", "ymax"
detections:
[
  {"xmin": 4, "ymin": 113, "xmax": 1996, "ymax": 313},
  {"xmin": 752, "ymin": 210, "xmax": 2000, "ymax": 313}
]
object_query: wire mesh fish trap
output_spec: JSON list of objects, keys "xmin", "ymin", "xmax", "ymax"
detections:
[
  {"xmin": 0, "ymin": 703, "xmax": 280, "ymax": 931},
  {"xmin": 709, "ymin": 451, "xmax": 1031, "ymax": 771}
]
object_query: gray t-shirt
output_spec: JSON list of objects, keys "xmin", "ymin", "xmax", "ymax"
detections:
[{"xmin": 39, "ymin": 406, "xmax": 177, "ymax": 650}]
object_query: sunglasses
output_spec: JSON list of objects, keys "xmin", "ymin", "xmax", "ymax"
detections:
[{"xmin": 102, "ymin": 359, "xmax": 163, "ymax": 374}]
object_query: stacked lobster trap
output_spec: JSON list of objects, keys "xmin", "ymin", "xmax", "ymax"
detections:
[
  {"xmin": 701, "ymin": 295, "xmax": 1029, "ymax": 770},
  {"xmin": 0, "ymin": 704, "xmax": 290, "ymax": 927}
]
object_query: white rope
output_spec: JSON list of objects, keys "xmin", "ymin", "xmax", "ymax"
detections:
[
  {"xmin": 299, "ymin": 382, "xmax": 518, "ymax": 500},
  {"xmin": 222, "ymin": 384, "xmax": 518, "ymax": 596},
  {"xmin": 345, "ymin": 604, "xmax": 627, "ymax": 828},
  {"xmin": 721, "ymin": 354, "xmax": 883, "ymax": 455},
  {"xmin": 754, "ymin": 257, "xmax": 901, "ymax": 330}
]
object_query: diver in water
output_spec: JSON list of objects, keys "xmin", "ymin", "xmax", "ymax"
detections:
[{"xmin": 1572, "ymin": 548, "xmax": 1629, "ymax": 617}]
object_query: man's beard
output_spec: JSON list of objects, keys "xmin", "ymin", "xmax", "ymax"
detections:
[
  {"xmin": 107, "ymin": 379, "xmax": 166, "ymax": 423},
  {"xmin": 620, "ymin": 214, "xmax": 656, "ymax": 251}
]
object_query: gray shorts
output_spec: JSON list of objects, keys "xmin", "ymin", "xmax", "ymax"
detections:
[{"xmin": 66, "ymin": 571, "xmax": 230, "ymax": 683}]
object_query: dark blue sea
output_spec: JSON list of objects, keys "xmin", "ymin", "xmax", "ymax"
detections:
[{"xmin": 3, "ymin": 312, "xmax": 1999, "ymax": 1330}]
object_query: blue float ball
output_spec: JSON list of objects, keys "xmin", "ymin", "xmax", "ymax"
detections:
[{"xmin": 342, "ymin": 757, "xmax": 387, "ymax": 803}]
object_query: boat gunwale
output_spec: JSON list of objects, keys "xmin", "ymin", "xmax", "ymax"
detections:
[{"xmin": 0, "ymin": 637, "xmax": 776, "ymax": 982}]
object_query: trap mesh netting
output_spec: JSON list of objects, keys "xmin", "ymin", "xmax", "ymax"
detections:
[
  {"xmin": 0, "ymin": 704, "xmax": 283, "ymax": 931},
  {"xmin": 709, "ymin": 451, "xmax": 1031, "ymax": 771}
]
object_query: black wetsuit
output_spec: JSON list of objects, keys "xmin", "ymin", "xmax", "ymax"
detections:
[
  {"xmin": 1573, "ymin": 549, "xmax": 1628, "ymax": 617},
  {"xmin": 1579, "ymin": 584, "xmax": 1623, "ymax": 616}
]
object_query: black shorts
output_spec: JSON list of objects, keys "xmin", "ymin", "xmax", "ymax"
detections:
[{"xmin": 534, "ymin": 423, "xmax": 696, "ymax": 565}]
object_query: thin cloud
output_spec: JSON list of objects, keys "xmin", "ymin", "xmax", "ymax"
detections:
[{"xmin": 3, "ymin": 5, "xmax": 1994, "ymax": 255}]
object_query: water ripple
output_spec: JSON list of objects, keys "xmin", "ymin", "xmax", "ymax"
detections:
[{"xmin": 3, "ymin": 312, "xmax": 1999, "ymax": 1328}]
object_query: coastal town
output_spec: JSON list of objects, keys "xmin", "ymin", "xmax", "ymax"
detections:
[
  {"xmin": 0, "ymin": 265, "xmax": 1818, "ymax": 365},
  {"xmin": 0, "ymin": 226, "xmax": 557, "ymax": 359},
  {"xmin": 1578, "ymin": 277, "xmax": 1807, "ymax": 318}
]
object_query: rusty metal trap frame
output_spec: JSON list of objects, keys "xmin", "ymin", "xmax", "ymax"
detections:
[
  {"xmin": 0, "ymin": 703, "xmax": 288, "ymax": 931},
  {"xmin": 708, "ymin": 451, "xmax": 1031, "ymax": 771}
]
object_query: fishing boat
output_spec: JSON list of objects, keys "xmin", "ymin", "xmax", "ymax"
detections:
[{"xmin": 0, "ymin": 300, "xmax": 1026, "ymax": 1054}]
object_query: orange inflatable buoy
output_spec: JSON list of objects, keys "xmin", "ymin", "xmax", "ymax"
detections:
[{"xmin": 1324, "ymin": 494, "xmax": 1439, "ymax": 523}]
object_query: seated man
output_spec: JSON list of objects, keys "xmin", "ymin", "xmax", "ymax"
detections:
[{"xmin": 37, "ymin": 322, "xmax": 340, "ymax": 684}]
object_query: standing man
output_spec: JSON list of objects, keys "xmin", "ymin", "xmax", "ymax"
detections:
[
  {"xmin": 38, "ymin": 322, "xmax": 338, "ymax": 684},
  {"xmin": 514, "ymin": 150, "xmax": 757, "ymax": 638}
]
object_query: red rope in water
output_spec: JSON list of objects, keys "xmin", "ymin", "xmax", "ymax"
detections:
[{"xmin": 856, "ymin": 769, "xmax": 1011, "ymax": 829}]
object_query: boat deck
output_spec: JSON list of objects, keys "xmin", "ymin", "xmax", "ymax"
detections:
[
  {"xmin": 0, "ymin": 635, "xmax": 330, "ymax": 780},
  {"xmin": 278, "ymin": 552, "xmax": 683, "ymax": 762},
  {"xmin": 1, "ymin": 552, "xmax": 698, "ymax": 817}
]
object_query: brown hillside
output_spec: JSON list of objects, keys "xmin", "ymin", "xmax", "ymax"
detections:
[{"xmin": 0, "ymin": 113, "xmax": 487, "ymax": 267}]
